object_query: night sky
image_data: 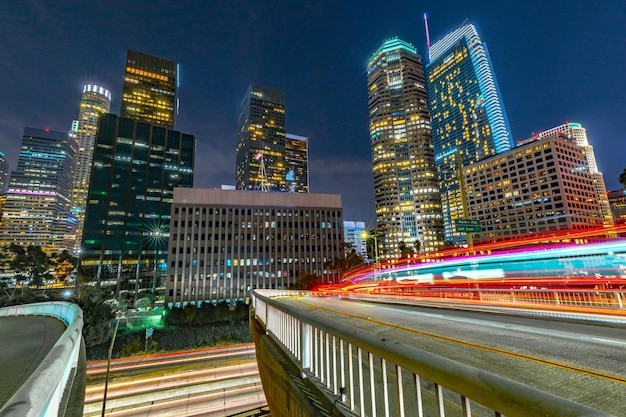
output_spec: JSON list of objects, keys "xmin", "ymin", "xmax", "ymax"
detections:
[{"xmin": 1, "ymin": 1, "xmax": 624, "ymax": 224}]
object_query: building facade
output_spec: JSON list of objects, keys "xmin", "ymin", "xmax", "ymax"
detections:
[
  {"xmin": 0, "ymin": 151, "xmax": 8, "ymax": 194},
  {"xmin": 236, "ymin": 84, "xmax": 288, "ymax": 192},
  {"xmin": 367, "ymin": 37, "xmax": 444, "ymax": 257},
  {"xmin": 285, "ymin": 133, "xmax": 309, "ymax": 192},
  {"xmin": 529, "ymin": 122, "xmax": 612, "ymax": 225},
  {"xmin": 426, "ymin": 23, "xmax": 513, "ymax": 244},
  {"xmin": 120, "ymin": 50, "xmax": 178, "ymax": 129},
  {"xmin": 0, "ymin": 128, "xmax": 77, "ymax": 253},
  {"xmin": 70, "ymin": 84, "xmax": 112, "ymax": 251},
  {"xmin": 81, "ymin": 114, "xmax": 194, "ymax": 299},
  {"xmin": 343, "ymin": 220, "xmax": 367, "ymax": 259},
  {"xmin": 464, "ymin": 134, "xmax": 604, "ymax": 241},
  {"xmin": 608, "ymin": 189, "xmax": 626, "ymax": 225},
  {"xmin": 166, "ymin": 188, "xmax": 343, "ymax": 307}
]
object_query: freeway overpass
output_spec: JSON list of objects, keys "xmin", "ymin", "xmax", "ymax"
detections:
[
  {"xmin": 0, "ymin": 302, "xmax": 85, "ymax": 417},
  {"xmin": 250, "ymin": 289, "xmax": 626, "ymax": 417}
]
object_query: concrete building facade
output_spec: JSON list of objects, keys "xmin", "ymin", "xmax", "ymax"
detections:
[{"xmin": 166, "ymin": 188, "xmax": 343, "ymax": 307}]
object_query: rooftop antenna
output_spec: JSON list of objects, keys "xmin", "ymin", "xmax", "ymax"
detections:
[
  {"xmin": 423, "ymin": 12, "xmax": 431, "ymax": 60},
  {"xmin": 254, "ymin": 153, "xmax": 269, "ymax": 192}
]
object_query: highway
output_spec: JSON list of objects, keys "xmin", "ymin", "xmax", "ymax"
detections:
[
  {"xmin": 276, "ymin": 294, "xmax": 626, "ymax": 416},
  {"xmin": 84, "ymin": 344, "xmax": 267, "ymax": 417}
]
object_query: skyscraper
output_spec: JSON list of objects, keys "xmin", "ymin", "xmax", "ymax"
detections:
[
  {"xmin": 81, "ymin": 114, "xmax": 194, "ymax": 298},
  {"xmin": 70, "ymin": 84, "xmax": 111, "ymax": 251},
  {"xmin": 0, "ymin": 151, "xmax": 8, "ymax": 193},
  {"xmin": 285, "ymin": 133, "xmax": 309, "ymax": 193},
  {"xmin": 120, "ymin": 50, "xmax": 178, "ymax": 129},
  {"xmin": 0, "ymin": 128, "xmax": 77, "ymax": 253},
  {"xmin": 236, "ymin": 84, "xmax": 288, "ymax": 192},
  {"xmin": 426, "ymin": 23, "xmax": 513, "ymax": 244},
  {"xmin": 367, "ymin": 37, "xmax": 444, "ymax": 257}
]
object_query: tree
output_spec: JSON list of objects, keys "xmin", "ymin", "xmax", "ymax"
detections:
[
  {"xmin": 325, "ymin": 248, "xmax": 365, "ymax": 277},
  {"xmin": 619, "ymin": 168, "xmax": 626, "ymax": 189},
  {"xmin": 74, "ymin": 285, "xmax": 116, "ymax": 347},
  {"xmin": 135, "ymin": 297, "xmax": 151, "ymax": 310},
  {"xmin": 413, "ymin": 240, "xmax": 421, "ymax": 254},
  {"xmin": 398, "ymin": 241, "xmax": 413, "ymax": 257},
  {"xmin": 294, "ymin": 270, "xmax": 320, "ymax": 290}
]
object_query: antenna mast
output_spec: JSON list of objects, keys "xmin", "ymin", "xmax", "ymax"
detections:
[
  {"xmin": 424, "ymin": 12, "xmax": 432, "ymax": 61},
  {"xmin": 255, "ymin": 153, "xmax": 269, "ymax": 192}
]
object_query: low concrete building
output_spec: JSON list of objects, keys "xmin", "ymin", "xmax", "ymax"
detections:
[{"xmin": 166, "ymin": 188, "xmax": 343, "ymax": 307}]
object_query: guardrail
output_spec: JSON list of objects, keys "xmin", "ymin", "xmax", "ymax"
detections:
[
  {"xmin": 251, "ymin": 289, "xmax": 609, "ymax": 417},
  {"xmin": 0, "ymin": 302, "xmax": 84, "ymax": 417}
]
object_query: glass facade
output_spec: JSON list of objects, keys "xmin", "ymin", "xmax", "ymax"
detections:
[
  {"xmin": 426, "ymin": 23, "xmax": 513, "ymax": 244},
  {"xmin": 367, "ymin": 37, "xmax": 444, "ymax": 257},
  {"xmin": 81, "ymin": 114, "xmax": 194, "ymax": 299},
  {"xmin": 120, "ymin": 50, "xmax": 177, "ymax": 129},
  {"xmin": 0, "ymin": 128, "xmax": 77, "ymax": 253},
  {"xmin": 0, "ymin": 152, "xmax": 8, "ymax": 194},
  {"xmin": 70, "ymin": 84, "xmax": 111, "ymax": 251},
  {"xmin": 285, "ymin": 133, "xmax": 309, "ymax": 193}
]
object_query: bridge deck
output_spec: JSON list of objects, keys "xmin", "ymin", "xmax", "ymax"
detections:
[{"xmin": 0, "ymin": 316, "xmax": 66, "ymax": 408}]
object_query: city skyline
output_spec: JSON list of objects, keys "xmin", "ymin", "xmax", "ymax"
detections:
[{"xmin": 1, "ymin": 1, "xmax": 624, "ymax": 224}]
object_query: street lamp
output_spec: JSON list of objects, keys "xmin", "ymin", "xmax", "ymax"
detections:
[{"xmin": 361, "ymin": 230, "xmax": 379, "ymax": 269}]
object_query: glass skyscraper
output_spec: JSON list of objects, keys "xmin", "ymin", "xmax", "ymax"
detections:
[
  {"xmin": 70, "ymin": 84, "xmax": 111, "ymax": 251},
  {"xmin": 236, "ymin": 84, "xmax": 308, "ymax": 192},
  {"xmin": 0, "ymin": 128, "xmax": 77, "ymax": 253},
  {"xmin": 81, "ymin": 114, "xmax": 194, "ymax": 298},
  {"xmin": 367, "ymin": 38, "xmax": 444, "ymax": 257},
  {"xmin": 285, "ymin": 133, "xmax": 309, "ymax": 193},
  {"xmin": 120, "ymin": 50, "xmax": 178, "ymax": 129},
  {"xmin": 426, "ymin": 23, "xmax": 513, "ymax": 244}
]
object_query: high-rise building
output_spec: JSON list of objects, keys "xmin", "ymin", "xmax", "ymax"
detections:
[
  {"xmin": 81, "ymin": 114, "xmax": 194, "ymax": 299},
  {"xmin": 343, "ymin": 220, "xmax": 367, "ymax": 259},
  {"xmin": 285, "ymin": 133, "xmax": 309, "ymax": 193},
  {"xmin": 120, "ymin": 50, "xmax": 178, "ymax": 129},
  {"xmin": 236, "ymin": 84, "xmax": 288, "ymax": 192},
  {"xmin": 166, "ymin": 188, "xmax": 343, "ymax": 308},
  {"xmin": 367, "ymin": 37, "xmax": 444, "ymax": 257},
  {"xmin": 0, "ymin": 128, "xmax": 77, "ymax": 253},
  {"xmin": 530, "ymin": 122, "xmax": 612, "ymax": 225},
  {"xmin": 607, "ymin": 189, "xmax": 626, "ymax": 225},
  {"xmin": 70, "ymin": 84, "xmax": 112, "ymax": 251},
  {"xmin": 0, "ymin": 151, "xmax": 9, "ymax": 193},
  {"xmin": 426, "ymin": 23, "xmax": 513, "ymax": 244},
  {"xmin": 464, "ymin": 133, "xmax": 604, "ymax": 240}
]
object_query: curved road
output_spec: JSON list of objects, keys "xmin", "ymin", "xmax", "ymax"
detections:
[{"xmin": 280, "ymin": 295, "xmax": 626, "ymax": 415}]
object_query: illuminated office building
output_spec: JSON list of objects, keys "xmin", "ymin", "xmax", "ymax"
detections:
[
  {"xmin": 426, "ymin": 23, "xmax": 513, "ymax": 244},
  {"xmin": 236, "ymin": 84, "xmax": 288, "ymax": 192},
  {"xmin": 285, "ymin": 133, "xmax": 309, "ymax": 193},
  {"xmin": 70, "ymin": 84, "xmax": 111, "ymax": 251},
  {"xmin": 0, "ymin": 128, "xmax": 77, "ymax": 253},
  {"xmin": 367, "ymin": 37, "xmax": 444, "ymax": 257},
  {"xmin": 464, "ymin": 133, "xmax": 603, "ymax": 240},
  {"xmin": 81, "ymin": 114, "xmax": 194, "ymax": 299},
  {"xmin": 608, "ymin": 189, "xmax": 626, "ymax": 225},
  {"xmin": 343, "ymin": 220, "xmax": 367, "ymax": 259},
  {"xmin": 530, "ymin": 122, "xmax": 612, "ymax": 225},
  {"xmin": 120, "ymin": 50, "xmax": 178, "ymax": 129},
  {"xmin": 0, "ymin": 152, "xmax": 8, "ymax": 193},
  {"xmin": 166, "ymin": 188, "xmax": 343, "ymax": 307}
]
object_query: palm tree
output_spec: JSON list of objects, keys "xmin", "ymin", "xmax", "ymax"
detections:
[{"xmin": 619, "ymin": 168, "xmax": 626, "ymax": 189}]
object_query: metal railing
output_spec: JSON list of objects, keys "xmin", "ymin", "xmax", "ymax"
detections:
[
  {"xmin": 0, "ymin": 302, "xmax": 84, "ymax": 417},
  {"xmin": 252, "ymin": 289, "xmax": 609, "ymax": 417}
]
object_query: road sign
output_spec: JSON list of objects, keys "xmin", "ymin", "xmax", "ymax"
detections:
[
  {"xmin": 454, "ymin": 218, "xmax": 482, "ymax": 233},
  {"xmin": 146, "ymin": 326, "xmax": 154, "ymax": 339}
]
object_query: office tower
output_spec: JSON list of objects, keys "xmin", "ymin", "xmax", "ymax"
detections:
[
  {"xmin": 285, "ymin": 133, "xmax": 309, "ymax": 192},
  {"xmin": 236, "ymin": 84, "xmax": 288, "ymax": 192},
  {"xmin": 167, "ymin": 188, "xmax": 343, "ymax": 307},
  {"xmin": 343, "ymin": 220, "xmax": 367, "ymax": 259},
  {"xmin": 120, "ymin": 50, "xmax": 178, "ymax": 129},
  {"xmin": 532, "ymin": 122, "xmax": 613, "ymax": 225},
  {"xmin": 0, "ymin": 152, "xmax": 8, "ymax": 193},
  {"xmin": 426, "ymin": 23, "xmax": 513, "ymax": 244},
  {"xmin": 70, "ymin": 84, "xmax": 112, "ymax": 251},
  {"xmin": 0, "ymin": 128, "xmax": 77, "ymax": 253},
  {"xmin": 367, "ymin": 37, "xmax": 444, "ymax": 257},
  {"xmin": 607, "ymin": 189, "xmax": 626, "ymax": 225},
  {"xmin": 81, "ymin": 114, "xmax": 194, "ymax": 299},
  {"xmin": 464, "ymin": 133, "xmax": 603, "ymax": 240}
]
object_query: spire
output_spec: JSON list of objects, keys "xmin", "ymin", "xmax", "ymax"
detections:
[{"xmin": 424, "ymin": 12, "xmax": 431, "ymax": 59}]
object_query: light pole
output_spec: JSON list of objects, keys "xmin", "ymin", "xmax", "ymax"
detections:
[{"xmin": 361, "ymin": 230, "xmax": 379, "ymax": 269}]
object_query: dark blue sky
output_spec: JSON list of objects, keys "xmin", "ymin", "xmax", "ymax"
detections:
[{"xmin": 1, "ymin": 1, "xmax": 624, "ymax": 223}]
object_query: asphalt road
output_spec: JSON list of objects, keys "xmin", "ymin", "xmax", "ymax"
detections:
[
  {"xmin": 282, "ymin": 295, "xmax": 626, "ymax": 416},
  {"xmin": 0, "ymin": 316, "xmax": 66, "ymax": 409}
]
